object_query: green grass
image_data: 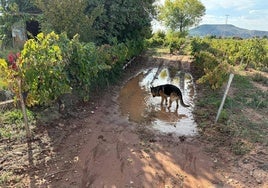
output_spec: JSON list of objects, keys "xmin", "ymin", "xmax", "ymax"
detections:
[
  {"xmin": 146, "ymin": 47, "xmax": 170, "ymax": 57},
  {"xmin": 0, "ymin": 171, "xmax": 22, "ymax": 188},
  {"xmin": 227, "ymin": 75, "xmax": 267, "ymax": 145},
  {"xmin": 0, "ymin": 109, "xmax": 35, "ymax": 139},
  {"xmin": 196, "ymin": 73, "xmax": 268, "ymax": 155},
  {"xmin": 252, "ymin": 73, "xmax": 268, "ymax": 85},
  {"xmin": 196, "ymin": 91, "xmax": 221, "ymax": 107}
]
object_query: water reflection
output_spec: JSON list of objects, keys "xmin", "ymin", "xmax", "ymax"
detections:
[{"xmin": 118, "ymin": 67, "xmax": 197, "ymax": 136}]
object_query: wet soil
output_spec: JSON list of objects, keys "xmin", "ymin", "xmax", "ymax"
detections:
[
  {"xmin": 1, "ymin": 51, "xmax": 268, "ymax": 188},
  {"xmin": 43, "ymin": 53, "xmax": 221, "ymax": 188},
  {"xmin": 118, "ymin": 67, "xmax": 197, "ymax": 136}
]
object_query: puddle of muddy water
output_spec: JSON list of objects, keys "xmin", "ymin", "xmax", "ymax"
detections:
[{"xmin": 118, "ymin": 67, "xmax": 197, "ymax": 136}]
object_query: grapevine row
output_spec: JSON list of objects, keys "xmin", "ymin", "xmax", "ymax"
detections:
[{"xmin": 190, "ymin": 37, "xmax": 268, "ymax": 89}]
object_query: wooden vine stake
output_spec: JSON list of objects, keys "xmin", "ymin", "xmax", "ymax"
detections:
[
  {"xmin": 17, "ymin": 78, "xmax": 31, "ymax": 139},
  {"xmin": 215, "ymin": 73, "xmax": 234, "ymax": 123}
]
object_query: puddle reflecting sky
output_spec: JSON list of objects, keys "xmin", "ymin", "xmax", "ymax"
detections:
[{"xmin": 118, "ymin": 67, "xmax": 197, "ymax": 136}]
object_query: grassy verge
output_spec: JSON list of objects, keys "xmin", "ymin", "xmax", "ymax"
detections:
[
  {"xmin": 195, "ymin": 72, "xmax": 268, "ymax": 155},
  {"xmin": 0, "ymin": 109, "xmax": 35, "ymax": 140},
  {"xmin": 228, "ymin": 74, "xmax": 267, "ymax": 141},
  {"xmin": 0, "ymin": 109, "xmax": 34, "ymax": 186}
]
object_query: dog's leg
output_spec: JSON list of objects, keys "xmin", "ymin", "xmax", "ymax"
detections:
[
  {"xmin": 176, "ymin": 99, "xmax": 179, "ymax": 109},
  {"xmin": 168, "ymin": 97, "xmax": 173, "ymax": 108},
  {"xmin": 164, "ymin": 96, "xmax": 168, "ymax": 105},
  {"xmin": 169, "ymin": 93, "xmax": 177, "ymax": 108},
  {"xmin": 161, "ymin": 96, "xmax": 164, "ymax": 105}
]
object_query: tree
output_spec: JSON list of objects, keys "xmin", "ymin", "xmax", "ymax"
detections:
[
  {"xmin": 157, "ymin": 0, "xmax": 205, "ymax": 32},
  {"xmin": 34, "ymin": 0, "xmax": 103, "ymax": 43},
  {"xmin": 2, "ymin": 0, "xmax": 156, "ymax": 45},
  {"xmin": 86, "ymin": 0, "xmax": 155, "ymax": 44}
]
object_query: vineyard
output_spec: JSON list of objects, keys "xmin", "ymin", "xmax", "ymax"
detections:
[
  {"xmin": 0, "ymin": 34, "xmax": 268, "ymax": 187},
  {"xmin": 188, "ymin": 36, "xmax": 268, "ymax": 152},
  {"xmin": 2, "ymin": 0, "xmax": 267, "ymax": 187},
  {"xmin": 1, "ymin": 32, "xmax": 143, "ymax": 105},
  {"xmin": 190, "ymin": 37, "xmax": 267, "ymax": 89}
]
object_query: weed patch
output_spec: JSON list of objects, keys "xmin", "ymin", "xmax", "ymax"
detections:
[
  {"xmin": 195, "ymin": 73, "xmax": 268, "ymax": 155},
  {"xmin": 231, "ymin": 139, "xmax": 251, "ymax": 155},
  {"xmin": 0, "ymin": 109, "xmax": 35, "ymax": 139},
  {"xmin": 252, "ymin": 73, "xmax": 268, "ymax": 85}
]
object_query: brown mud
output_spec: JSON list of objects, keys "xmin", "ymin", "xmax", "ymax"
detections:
[
  {"xmin": 47, "ymin": 53, "xmax": 221, "ymax": 188},
  {"xmin": 1, "ymin": 51, "xmax": 267, "ymax": 188}
]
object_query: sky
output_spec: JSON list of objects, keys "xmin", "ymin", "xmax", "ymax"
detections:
[
  {"xmin": 200, "ymin": 0, "xmax": 268, "ymax": 31},
  {"xmin": 153, "ymin": 0, "xmax": 268, "ymax": 31}
]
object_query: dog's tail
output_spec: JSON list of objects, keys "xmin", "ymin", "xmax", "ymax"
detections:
[{"xmin": 179, "ymin": 95, "xmax": 190, "ymax": 107}]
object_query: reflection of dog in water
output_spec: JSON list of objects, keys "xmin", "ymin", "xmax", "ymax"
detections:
[{"xmin": 150, "ymin": 84, "xmax": 190, "ymax": 109}]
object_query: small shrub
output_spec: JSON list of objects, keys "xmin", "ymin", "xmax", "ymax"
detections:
[
  {"xmin": 146, "ymin": 31, "xmax": 165, "ymax": 47},
  {"xmin": 1, "ymin": 109, "xmax": 35, "ymax": 125}
]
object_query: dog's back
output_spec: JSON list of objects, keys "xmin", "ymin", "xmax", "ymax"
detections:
[
  {"xmin": 150, "ymin": 84, "xmax": 189, "ymax": 108},
  {"xmin": 150, "ymin": 84, "xmax": 181, "ymax": 96},
  {"xmin": 161, "ymin": 84, "xmax": 182, "ymax": 96}
]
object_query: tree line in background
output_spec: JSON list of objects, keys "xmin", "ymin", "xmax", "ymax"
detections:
[
  {"xmin": 0, "ymin": 0, "xmax": 156, "ymax": 46},
  {"xmin": 0, "ymin": 0, "xmax": 207, "ymax": 46},
  {"xmin": 0, "ymin": 0, "xmax": 158, "ymax": 102}
]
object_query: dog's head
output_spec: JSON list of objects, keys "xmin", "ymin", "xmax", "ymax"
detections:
[{"xmin": 150, "ymin": 86, "xmax": 157, "ymax": 97}]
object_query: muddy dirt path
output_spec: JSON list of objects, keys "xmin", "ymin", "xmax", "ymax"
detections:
[
  {"xmin": 27, "ymin": 52, "xmax": 266, "ymax": 188},
  {"xmin": 32, "ymin": 52, "xmax": 223, "ymax": 188}
]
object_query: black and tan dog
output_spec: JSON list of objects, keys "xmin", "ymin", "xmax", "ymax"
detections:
[{"xmin": 150, "ymin": 84, "xmax": 190, "ymax": 108}]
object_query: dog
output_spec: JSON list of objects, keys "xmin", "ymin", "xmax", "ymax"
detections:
[{"xmin": 150, "ymin": 84, "xmax": 190, "ymax": 108}]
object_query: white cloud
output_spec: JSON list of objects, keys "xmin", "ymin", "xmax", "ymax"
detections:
[
  {"xmin": 201, "ymin": 0, "xmax": 255, "ymax": 10},
  {"xmin": 248, "ymin": 9, "xmax": 268, "ymax": 17},
  {"xmin": 220, "ymin": 0, "xmax": 255, "ymax": 10},
  {"xmin": 235, "ymin": 15, "xmax": 268, "ymax": 31},
  {"xmin": 201, "ymin": 14, "xmax": 227, "ymax": 25}
]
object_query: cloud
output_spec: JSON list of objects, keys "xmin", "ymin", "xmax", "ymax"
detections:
[
  {"xmin": 201, "ymin": 14, "xmax": 226, "ymax": 25},
  {"xmin": 220, "ymin": 0, "xmax": 255, "ymax": 10},
  {"xmin": 201, "ymin": 0, "xmax": 255, "ymax": 10},
  {"xmin": 249, "ymin": 9, "xmax": 268, "ymax": 17}
]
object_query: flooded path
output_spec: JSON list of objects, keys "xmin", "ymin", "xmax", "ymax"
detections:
[
  {"xmin": 32, "ymin": 53, "xmax": 227, "ymax": 188},
  {"xmin": 119, "ymin": 66, "xmax": 197, "ymax": 136}
]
